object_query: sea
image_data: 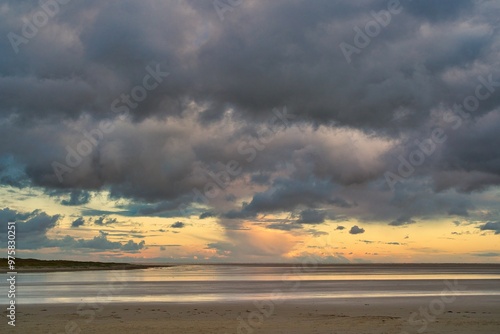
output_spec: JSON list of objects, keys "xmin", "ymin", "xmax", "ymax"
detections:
[{"xmin": 5, "ymin": 264, "xmax": 500, "ymax": 304}]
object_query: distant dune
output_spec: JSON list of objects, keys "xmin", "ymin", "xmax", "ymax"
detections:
[{"xmin": 1, "ymin": 258, "xmax": 168, "ymax": 273}]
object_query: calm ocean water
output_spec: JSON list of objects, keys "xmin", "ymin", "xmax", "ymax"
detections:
[{"xmin": 5, "ymin": 264, "xmax": 500, "ymax": 304}]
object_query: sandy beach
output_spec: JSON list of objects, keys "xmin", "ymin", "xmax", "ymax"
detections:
[
  {"xmin": 3, "ymin": 295, "xmax": 499, "ymax": 334},
  {"xmin": 3, "ymin": 264, "xmax": 500, "ymax": 333}
]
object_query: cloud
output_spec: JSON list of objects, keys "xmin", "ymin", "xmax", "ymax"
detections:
[
  {"xmin": 306, "ymin": 229, "xmax": 328, "ymax": 237},
  {"xmin": 404, "ymin": 0, "xmax": 473, "ymax": 22},
  {"xmin": 55, "ymin": 231, "xmax": 146, "ymax": 252},
  {"xmin": 0, "ymin": 155, "xmax": 30, "ymax": 188},
  {"xmin": 447, "ymin": 205, "xmax": 470, "ymax": 217},
  {"xmin": 0, "ymin": 208, "xmax": 143, "ymax": 252},
  {"xmin": 73, "ymin": 231, "xmax": 122, "ymax": 249},
  {"xmin": 386, "ymin": 242, "xmax": 401, "ymax": 245},
  {"xmin": 0, "ymin": 208, "xmax": 60, "ymax": 234},
  {"xmin": 266, "ymin": 223, "xmax": 302, "ymax": 231},
  {"xmin": 206, "ymin": 242, "xmax": 233, "ymax": 255},
  {"xmin": 478, "ymin": 222, "xmax": 500, "ymax": 235},
  {"xmin": 1, "ymin": 0, "xmax": 491, "ymax": 130},
  {"xmin": 199, "ymin": 212, "xmax": 215, "ymax": 219},
  {"xmin": 206, "ymin": 228, "xmax": 298, "ymax": 260},
  {"xmin": 0, "ymin": 207, "xmax": 32, "ymax": 223},
  {"xmin": 0, "ymin": 0, "xmax": 500, "ymax": 258},
  {"xmin": 121, "ymin": 239, "xmax": 146, "ymax": 251},
  {"xmin": 297, "ymin": 209, "xmax": 326, "ymax": 225},
  {"xmin": 170, "ymin": 221, "xmax": 185, "ymax": 229},
  {"xmin": 94, "ymin": 216, "xmax": 118, "ymax": 226},
  {"xmin": 335, "ymin": 225, "xmax": 346, "ymax": 230},
  {"xmin": 0, "ymin": 208, "xmax": 60, "ymax": 249},
  {"xmin": 329, "ymin": 197, "xmax": 356, "ymax": 208},
  {"xmin": 473, "ymin": 252, "xmax": 500, "ymax": 257},
  {"xmin": 349, "ymin": 225, "xmax": 365, "ymax": 235},
  {"xmin": 389, "ymin": 216, "xmax": 416, "ymax": 226},
  {"xmin": 60, "ymin": 190, "xmax": 92, "ymax": 206},
  {"xmin": 71, "ymin": 217, "xmax": 86, "ymax": 228},
  {"xmin": 250, "ymin": 173, "xmax": 271, "ymax": 185},
  {"xmin": 223, "ymin": 177, "xmax": 339, "ymax": 219}
]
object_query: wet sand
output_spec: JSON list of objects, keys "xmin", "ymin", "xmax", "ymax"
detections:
[{"xmin": 3, "ymin": 295, "xmax": 499, "ymax": 334}]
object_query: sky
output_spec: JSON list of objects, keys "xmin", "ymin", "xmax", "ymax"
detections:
[{"xmin": 1, "ymin": 0, "xmax": 500, "ymax": 263}]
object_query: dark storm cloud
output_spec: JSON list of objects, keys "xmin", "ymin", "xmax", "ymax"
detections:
[
  {"xmin": 223, "ymin": 177, "xmax": 352, "ymax": 224},
  {"xmin": 389, "ymin": 216, "xmax": 416, "ymax": 226},
  {"xmin": 205, "ymin": 242, "xmax": 233, "ymax": 256},
  {"xmin": 329, "ymin": 197, "xmax": 356, "ymax": 208},
  {"xmin": 123, "ymin": 199, "xmax": 194, "ymax": 217},
  {"xmin": 250, "ymin": 173, "xmax": 271, "ymax": 185},
  {"xmin": 0, "ymin": 155, "xmax": 30, "ymax": 188},
  {"xmin": 380, "ymin": 181, "xmax": 477, "ymax": 224},
  {"xmin": 121, "ymin": 239, "xmax": 146, "ymax": 251},
  {"xmin": 13, "ymin": 209, "xmax": 60, "ymax": 234},
  {"xmin": 349, "ymin": 225, "xmax": 365, "ymax": 235},
  {"xmin": 266, "ymin": 222, "xmax": 302, "ymax": 231},
  {"xmin": 71, "ymin": 217, "xmax": 85, "ymax": 228},
  {"xmin": 55, "ymin": 231, "xmax": 146, "ymax": 252},
  {"xmin": 478, "ymin": 221, "xmax": 500, "ymax": 235},
  {"xmin": 94, "ymin": 216, "xmax": 118, "ymax": 226},
  {"xmin": 1, "ymin": 0, "xmax": 500, "ymax": 229},
  {"xmin": 434, "ymin": 112, "xmax": 500, "ymax": 193},
  {"xmin": 60, "ymin": 190, "xmax": 92, "ymax": 206},
  {"xmin": 297, "ymin": 209, "xmax": 327, "ymax": 225},
  {"xmin": 0, "ymin": 207, "xmax": 145, "ymax": 251},
  {"xmin": 170, "ymin": 221, "xmax": 185, "ymax": 229},
  {"xmin": 0, "ymin": 207, "xmax": 32, "ymax": 222},
  {"xmin": 0, "ymin": 208, "xmax": 60, "ymax": 249},
  {"xmin": 1, "ymin": 0, "xmax": 497, "ymax": 126},
  {"xmin": 306, "ymin": 229, "xmax": 328, "ymax": 237},
  {"xmin": 199, "ymin": 211, "xmax": 215, "ymax": 219},
  {"xmin": 404, "ymin": 0, "xmax": 473, "ymax": 22},
  {"xmin": 224, "ymin": 177, "xmax": 337, "ymax": 219},
  {"xmin": 447, "ymin": 205, "xmax": 469, "ymax": 217}
]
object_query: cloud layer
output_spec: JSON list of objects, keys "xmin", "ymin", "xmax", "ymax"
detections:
[{"xmin": 1, "ymin": 0, "xmax": 500, "ymax": 250}]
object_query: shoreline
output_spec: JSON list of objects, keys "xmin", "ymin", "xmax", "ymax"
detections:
[{"xmin": 4, "ymin": 261, "xmax": 500, "ymax": 274}]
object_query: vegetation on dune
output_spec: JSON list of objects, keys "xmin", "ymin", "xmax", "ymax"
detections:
[{"xmin": 1, "ymin": 257, "xmax": 165, "ymax": 272}]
